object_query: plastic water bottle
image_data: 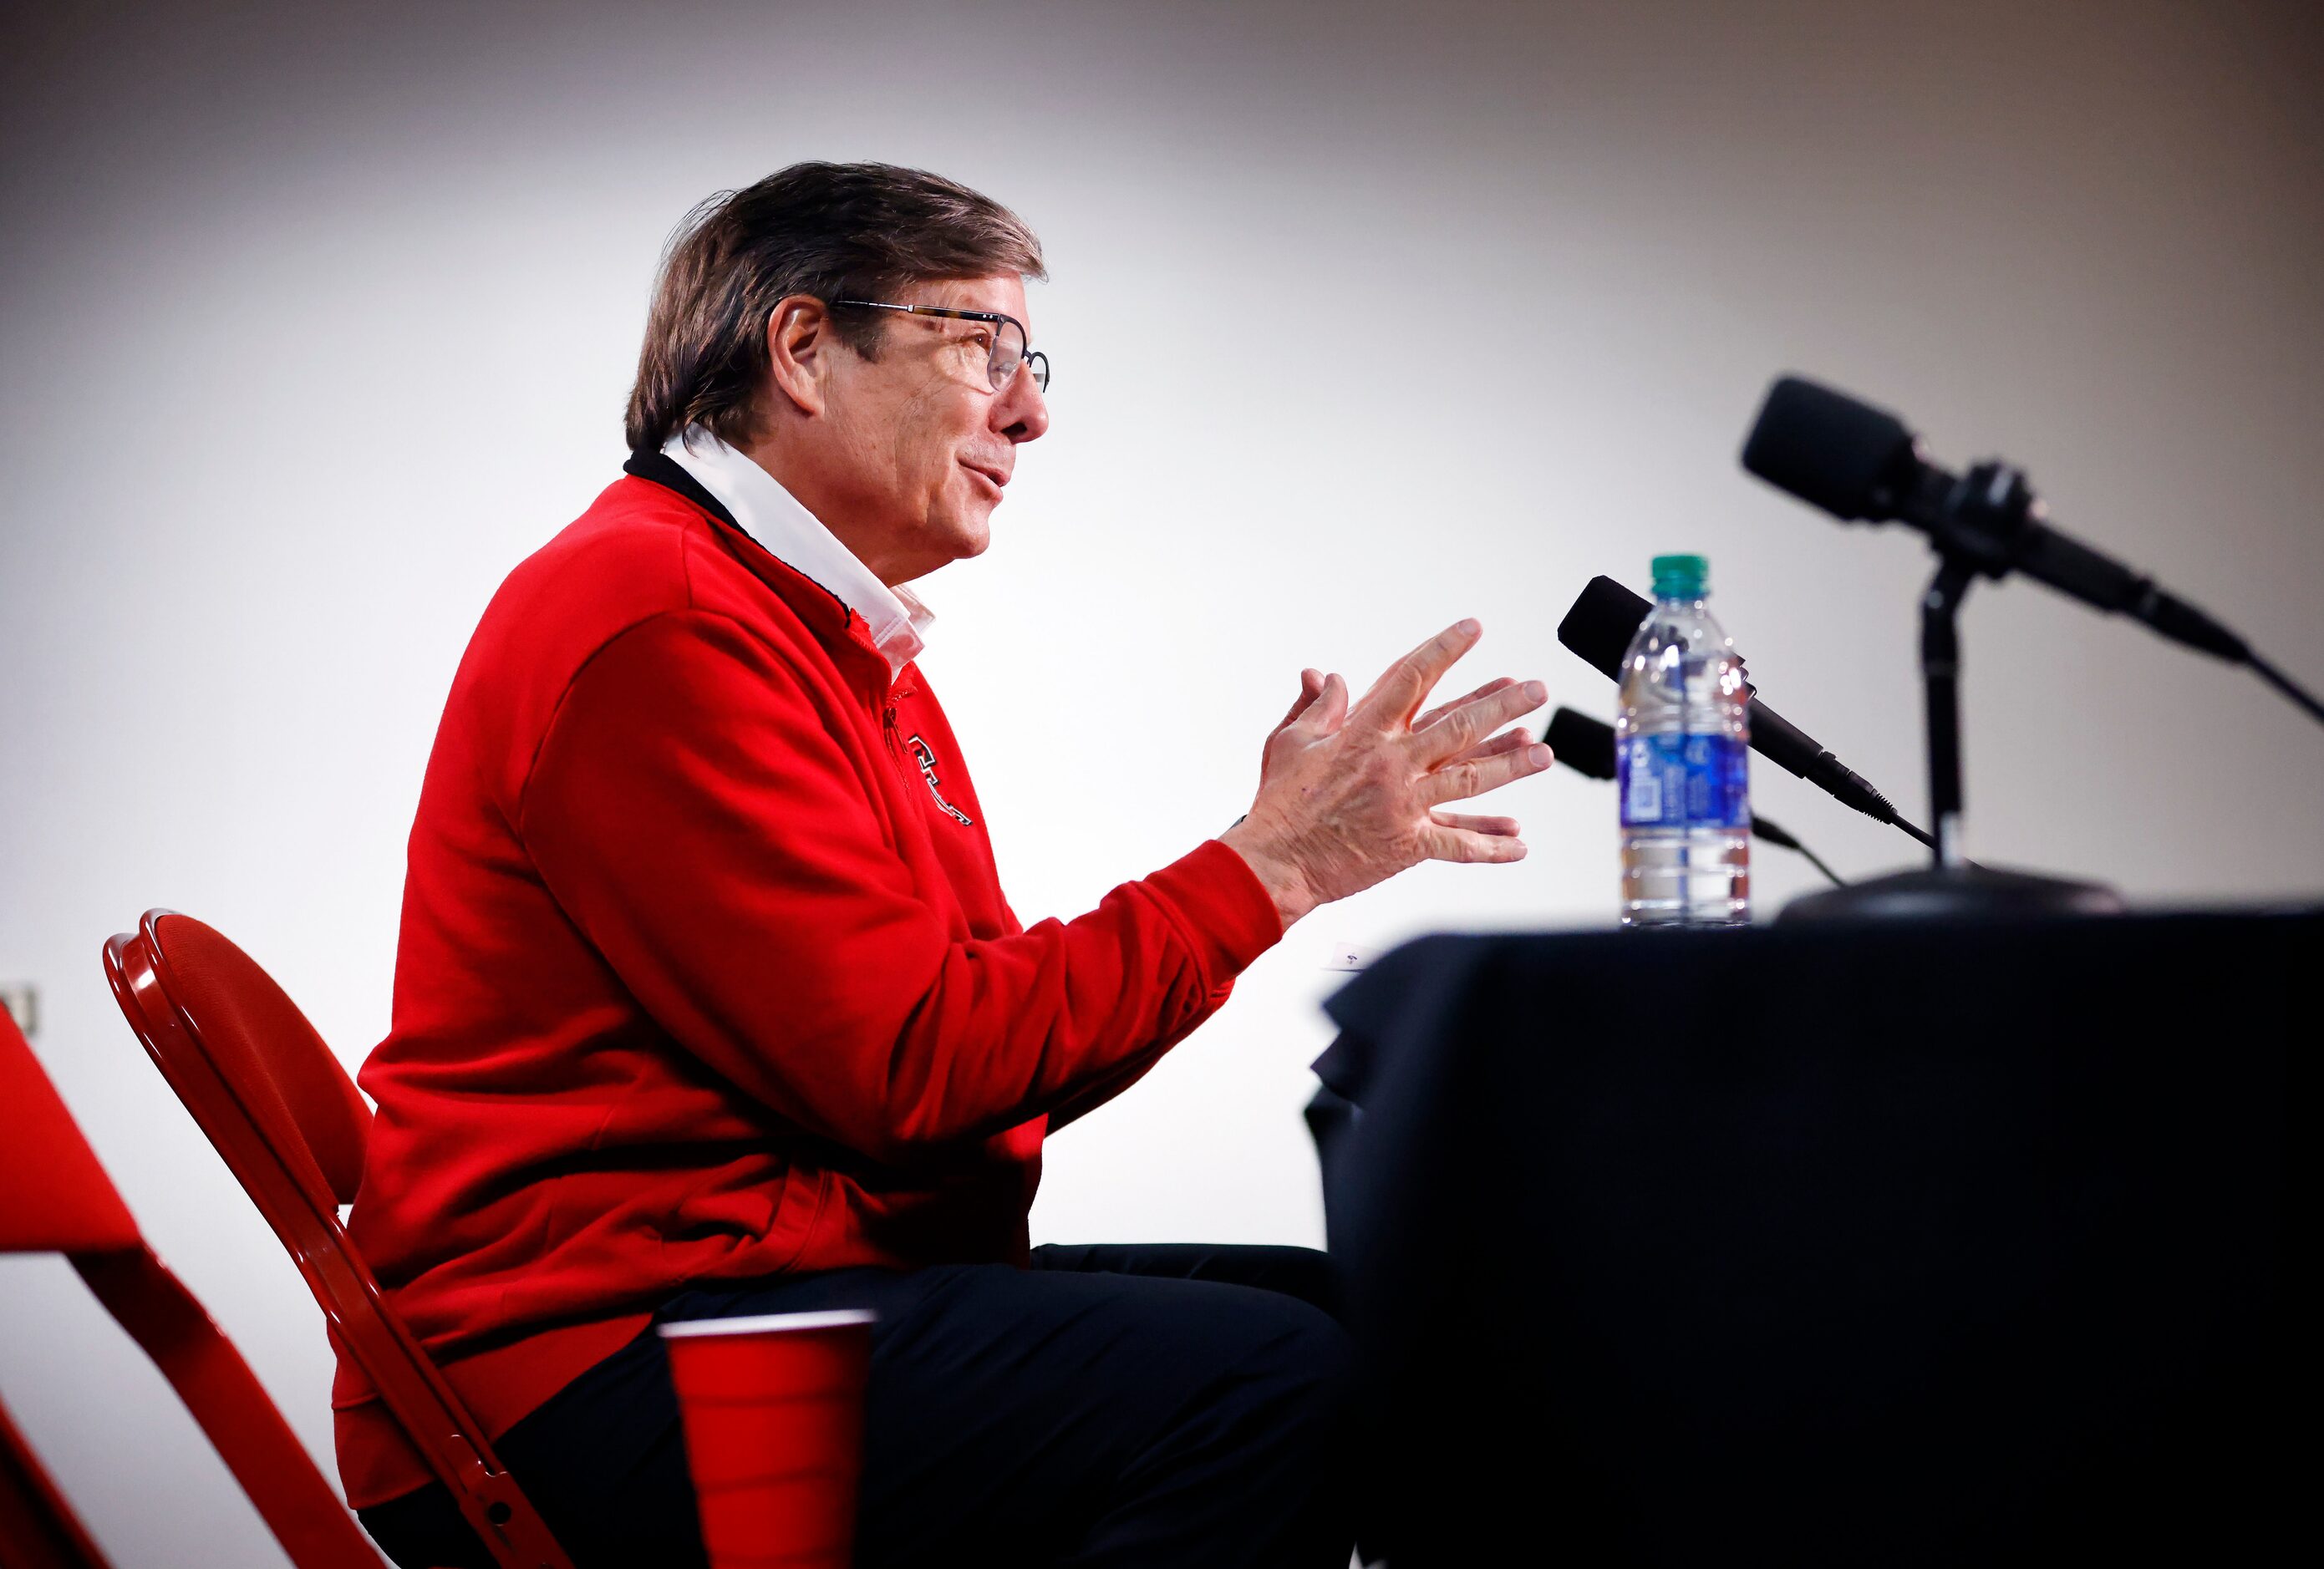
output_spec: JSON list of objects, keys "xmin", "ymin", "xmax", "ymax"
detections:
[{"xmin": 1616, "ymin": 554, "xmax": 1751, "ymax": 927}]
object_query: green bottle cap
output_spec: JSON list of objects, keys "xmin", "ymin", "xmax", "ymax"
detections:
[{"xmin": 1651, "ymin": 554, "xmax": 1709, "ymax": 598}]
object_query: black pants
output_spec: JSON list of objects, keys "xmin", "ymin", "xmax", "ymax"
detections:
[{"xmin": 359, "ymin": 1244, "xmax": 1354, "ymax": 1569}]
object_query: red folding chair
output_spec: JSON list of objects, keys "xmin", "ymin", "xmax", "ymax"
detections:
[
  {"xmin": 103, "ymin": 911, "xmax": 573, "ymax": 1569},
  {"xmin": 0, "ymin": 997, "xmax": 379, "ymax": 1566},
  {"xmin": 1, "ymin": 1393, "xmax": 113, "ymax": 1569}
]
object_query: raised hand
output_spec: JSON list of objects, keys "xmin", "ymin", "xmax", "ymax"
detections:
[{"xmin": 1219, "ymin": 620, "xmax": 1552, "ymax": 930}]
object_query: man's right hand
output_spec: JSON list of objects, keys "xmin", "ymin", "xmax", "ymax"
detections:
[{"xmin": 1218, "ymin": 619, "xmax": 1552, "ymax": 932}]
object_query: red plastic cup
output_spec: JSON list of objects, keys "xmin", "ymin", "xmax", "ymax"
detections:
[{"xmin": 659, "ymin": 1308, "xmax": 877, "ymax": 1569}]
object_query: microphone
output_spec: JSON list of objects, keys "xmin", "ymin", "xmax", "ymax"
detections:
[
  {"xmin": 1556, "ymin": 577, "xmax": 1935, "ymax": 848},
  {"xmin": 1544, "ymin": 706, "xmax": 1847, "ymax": 886},
  {"xmin": 1542, "ymin": 705, "xmax": 1617, "ymax": 780},
  {"xmin": 1741, "ymin": 376, "xmax": 2250, "ymax": 663}
]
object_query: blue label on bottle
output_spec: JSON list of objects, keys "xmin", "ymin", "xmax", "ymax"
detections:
[{"xmin": 1618, "ymin": 733, "xmax": 1749, "ymax": 830}]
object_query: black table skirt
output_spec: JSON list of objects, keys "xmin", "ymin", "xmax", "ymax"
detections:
[{"xmin": 1314, "ymin": 908, "xmax": 2314, "ymax": 1566}]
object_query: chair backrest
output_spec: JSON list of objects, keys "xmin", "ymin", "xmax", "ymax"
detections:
[
  {"xmin": 104, "ymin": 911, "xmax": 574, "ymax": 1569},
  {"xmin": 126, "ymin": 912, "xmax": 372, "ymax": 1211},
  {"xmin": 0, "ymin": 1004, "xmax": 379, "ymax": 1567}
]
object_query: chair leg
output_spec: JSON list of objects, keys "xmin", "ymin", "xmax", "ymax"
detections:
[
  {"xmin": 73, "ymin": 1247, "xmax": 381, "ymax": 1567},
  {"xmin": 0, "ymin": 1393, "xmax": 113, "ymax": 1569}
]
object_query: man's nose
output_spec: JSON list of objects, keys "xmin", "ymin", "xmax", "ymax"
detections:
[{"xmin": 996, "ymin": 371, "xmax": 1049, "ymax": 443}]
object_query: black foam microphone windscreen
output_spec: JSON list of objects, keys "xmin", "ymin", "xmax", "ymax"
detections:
[
  {"xmin": 1544, "ymin": 708, "xmax": 1617, "ymax": 780},
  {"xmin": 1741, "ymin": 376, "xmax": 1917, "ymax": 522},
  {"xmin": 1554, "ymin": 576, "xmax": 1655, "ymax": 683}
]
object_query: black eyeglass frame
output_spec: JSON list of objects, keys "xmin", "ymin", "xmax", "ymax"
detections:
[{"xmin": 829, "ymin": 299, "xmax": 1050, "ymax": 393}]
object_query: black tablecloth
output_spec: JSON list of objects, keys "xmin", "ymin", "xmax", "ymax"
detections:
[{"xmin": 1315, "ymin": 909, "xmax": 2313, "ymax": 1566}]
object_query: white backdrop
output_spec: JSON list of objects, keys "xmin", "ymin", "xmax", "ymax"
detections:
[{"xmin": 4, "ymin": 2, "xmax": 2321, "ymax": 1562}]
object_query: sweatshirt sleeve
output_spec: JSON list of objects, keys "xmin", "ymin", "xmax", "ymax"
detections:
[{"xmin": 518, "ymin": 609, "xmax": 1282, "ymax": 1163}]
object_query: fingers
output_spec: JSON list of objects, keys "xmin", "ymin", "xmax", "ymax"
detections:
[
  {"xmin": 1351, "ymin": 618, "xmax": 1483, "ymax": 729},
  {"xmin": 1449, "ymin": 727, "xmax": 1533, "ymax": 764},
  {"xmin": 1303, "ymin": 670, "xmax": 1349, "ymax": 734},
  {"xmin": 1273, "ymin": 668, "xmax": 1325, "ymax": 732},
  {"xmin": 1421, "ymin": 821, "xmax": 1530, "ymax": 864},
  {"xmin": 1413, "ymin": 678, "xmax": 1548, "ymax": 764},
  {"xmin": 1429, "ymin": 809, "xmax": 1522, "ymax": 836},
  {"xmin": 1413, "ymin": 676, "xmax": 1516, "ymax": 734},
  {"xmin": 1417, "ymin": 740, "xmax": 1554, "ymax": 805}
]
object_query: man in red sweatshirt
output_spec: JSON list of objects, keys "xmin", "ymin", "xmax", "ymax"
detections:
[{"xmin": 347, "ymin": 161, "xmax": 1551, "ymax": 1568}]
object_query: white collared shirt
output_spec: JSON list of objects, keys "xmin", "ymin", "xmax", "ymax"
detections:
[{"xmin": 662, "ymin": 426, "xmax": 933, "ymax": 678}]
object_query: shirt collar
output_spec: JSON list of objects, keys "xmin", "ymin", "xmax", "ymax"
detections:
[{"xmin": 661, "ymin": 426, "xmax": 933, "ymax": 678}]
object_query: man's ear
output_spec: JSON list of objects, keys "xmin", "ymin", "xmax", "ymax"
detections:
[{"xmin": 765, "ymin": 295, "xmax": 835, "ymax": 418}]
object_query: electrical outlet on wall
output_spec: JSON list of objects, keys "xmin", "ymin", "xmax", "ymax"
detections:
[{"xmin": 0, "ymin": 983, "xmax": 37, "ymax": 1038}]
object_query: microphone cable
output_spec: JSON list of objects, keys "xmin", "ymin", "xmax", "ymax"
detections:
[
  {"xmin": 1749, "ymin": 815, "xmax": 1848, "ymax": 888},
  {"xmin": 2250, "ymin": 651, "xmax": 2324, "ymax": 729}
]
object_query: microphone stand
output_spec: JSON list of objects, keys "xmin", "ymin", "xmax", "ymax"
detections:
[
  {"xmin": 1924, "ymin": 554, "xmax": 1975, "ymax": 868},
  {"xmin": 1783, "ymin": 463, "xmax": 2123, "ymax": 922}
]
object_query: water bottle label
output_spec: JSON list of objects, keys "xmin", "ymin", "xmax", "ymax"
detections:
[{"xmin": 1619, "ymin": 733, "xmax": 1748, "ymax": 829}]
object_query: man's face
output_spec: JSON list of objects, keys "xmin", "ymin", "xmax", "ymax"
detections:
[{"xmin": 811, "ymin": 273, "xmax": 1049, "ymax": 586}]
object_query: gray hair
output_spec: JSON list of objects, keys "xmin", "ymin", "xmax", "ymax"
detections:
[{"xmin": 625, "ymin": 161, "xmax": 1046, "ymax": 453}]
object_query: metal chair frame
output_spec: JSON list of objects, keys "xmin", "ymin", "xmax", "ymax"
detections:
[
  {"xmin": 1, "ymin": 1391, "xmax": 113, "ymax": 1569},
  {"xmin": 2, "ymin": 1001, "xmax": 379, "ymax": 1567},
  {"xmin": 104, "ymin": 910, "xmax": 574, "ymax": 1569}
]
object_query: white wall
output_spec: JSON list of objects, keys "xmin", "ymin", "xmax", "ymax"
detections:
[{"xmin": 4, "ymin": 2, "xmax": 2320, "ymax": 1561}]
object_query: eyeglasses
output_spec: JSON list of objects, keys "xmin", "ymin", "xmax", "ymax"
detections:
[{"xmin": 830, "ymin": 300, "xmax": 1050, "ymax": 394}]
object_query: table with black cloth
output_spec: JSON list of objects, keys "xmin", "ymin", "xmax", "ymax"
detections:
[{"xmin": 1310, "ymin": 908, "xmax": 2312, "ymax": 1567}]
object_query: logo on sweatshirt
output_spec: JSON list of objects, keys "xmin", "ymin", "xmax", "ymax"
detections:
[{"xmin": 906, "ymin": 734, "xmax": 974, "ymax": 826}]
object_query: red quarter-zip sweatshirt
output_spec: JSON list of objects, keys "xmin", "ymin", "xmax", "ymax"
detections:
[{"xmin": 336, "ymin": 455, "xmax": 1283, "ymax": 1506}]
